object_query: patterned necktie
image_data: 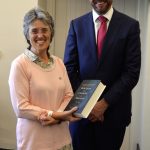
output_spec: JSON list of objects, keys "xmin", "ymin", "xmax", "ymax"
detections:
[{"xmin": 97, "ymin": 16, "xmax": 107, "ymax": 59}]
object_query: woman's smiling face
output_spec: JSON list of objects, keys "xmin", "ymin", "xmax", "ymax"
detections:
[{"xmin": 28, "ymin": 19, "xmax": 51, "ymax": 54}]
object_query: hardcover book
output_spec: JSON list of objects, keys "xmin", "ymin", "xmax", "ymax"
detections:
[{"xmin": 65, "ymin": 80, "xmax": 106, "ymax": 118}]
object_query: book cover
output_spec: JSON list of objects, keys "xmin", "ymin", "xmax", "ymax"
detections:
[{"xmin": 65, "ymin": 80, "xmax": 106, "ymax": 118}]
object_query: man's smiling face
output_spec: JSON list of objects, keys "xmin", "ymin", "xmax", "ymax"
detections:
[{"xmin": 89, "ymin": 0, "xmax": 113, "ymax": 15}]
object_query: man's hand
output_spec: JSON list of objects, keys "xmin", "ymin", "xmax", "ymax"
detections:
[{"xmin": 88, "ymin": 98, "xmax": 109, "ymax": 122}]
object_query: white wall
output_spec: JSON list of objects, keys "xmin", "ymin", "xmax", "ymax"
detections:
[
  {"xmin": 140, "ymin": 1, "xmax": 150, "ymax": 149},
  {"xmin": 129, "ymin": 0, "xmax": 149, "ymax": 149},
  {"xmin": 0, "ymin": 0, "xmax": 38, "ymax": 149}
]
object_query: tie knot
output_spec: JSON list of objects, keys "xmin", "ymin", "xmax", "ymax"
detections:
[{"xmin": 98, "ymin": 16, "xmax": 107, "ymax": 23}]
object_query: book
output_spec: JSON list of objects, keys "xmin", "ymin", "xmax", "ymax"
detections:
[{"xmin": 65, "ymin": 80, "xmax": 106, "ymax": 118}]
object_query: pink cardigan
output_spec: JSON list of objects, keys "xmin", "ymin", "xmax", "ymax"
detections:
[{"xmin": 8, "ymin": 53, "xmax": 73, "ymax": 150}]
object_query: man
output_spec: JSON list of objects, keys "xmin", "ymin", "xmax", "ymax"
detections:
[{"xmin": 64, "ymin": 0, "xmax": 141, "ymax": 150}]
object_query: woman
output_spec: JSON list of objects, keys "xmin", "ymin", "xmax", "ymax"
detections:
[{"xmin": 8, "ymin": 7, "xmax": 79, "ymax": 150}]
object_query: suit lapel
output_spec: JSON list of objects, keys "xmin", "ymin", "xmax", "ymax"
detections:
[{"xmin": 85, "ymin": 13, "xmax": 98, "ymax": 64}]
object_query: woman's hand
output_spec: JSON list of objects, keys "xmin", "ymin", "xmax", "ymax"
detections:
[
  {"xmin": 38, "ymin": 107, "xmax": 80, "ymax": 126},
  {"xmin": 38, "ymin": 111, "xmax": 59, "ymax": 126},
  {"xmin": 52, "ymin": 107, "xmax": 81, "ymax": 122},
  {"xmin": 40, "ymin": 117, "xmax": 60, "ymax": 126}
]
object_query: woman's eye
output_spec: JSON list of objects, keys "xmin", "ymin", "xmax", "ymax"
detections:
[
  {"xmin": 31, "ymin": 28, "xmax": 48, "ymax": 34},
  {"xmin": 41, "ymin": 28, "xmax": 48, "ymax": 33},
  {"xmin": 32, "ymin": 29, "xmax": 38, "ymax": 34}
]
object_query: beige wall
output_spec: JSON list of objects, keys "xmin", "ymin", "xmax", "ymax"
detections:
[{"xmin": 0, "ymin": 0, "xmax": 38, "ymax": 149}]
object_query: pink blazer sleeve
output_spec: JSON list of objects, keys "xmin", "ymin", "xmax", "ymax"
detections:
[
  {"xmin": 56, "ymin": 58, "xmax": 74, "ymax": 112},
  {"xmin": 8, "ymin": 59, "xmax": 47, "ymax": 120}
]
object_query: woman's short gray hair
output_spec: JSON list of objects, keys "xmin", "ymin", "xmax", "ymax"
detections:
[{"xmin": 23, "ymin": 7, "xmax": 54, "ymax": 45}]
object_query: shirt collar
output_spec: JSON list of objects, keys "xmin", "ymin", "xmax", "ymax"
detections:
[
  {"xmin": 92, "ymin": 6, "xmax": 114, "ymax": 22},
  {"xmin": 24, "ymin": 49, "xmax": 39, "ymax": 62}
]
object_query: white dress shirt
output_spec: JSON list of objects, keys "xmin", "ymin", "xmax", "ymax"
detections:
[{"xmin": 92, "ymin": 6, "xmax": 114, "ymax": 42}]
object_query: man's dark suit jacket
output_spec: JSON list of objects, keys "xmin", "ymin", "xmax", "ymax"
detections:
[{"xmin": 64, "ymin": 9, "xmax": 141, "ymax": 128}]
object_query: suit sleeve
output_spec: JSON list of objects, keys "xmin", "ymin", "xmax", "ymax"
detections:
[
  {"xmin": 64, "ymin": 20, "xmax": 81, "ymax": 91},
  {"xmin": 104, "ymin": 21, "xmax": 141, "ymax": 105}
]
